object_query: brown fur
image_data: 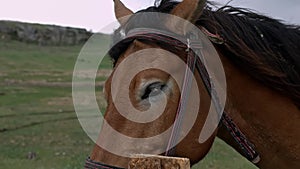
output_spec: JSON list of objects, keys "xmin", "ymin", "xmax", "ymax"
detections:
[{"xmin": 90, "ymin": 0, "xmax": 300, "ymax": 168}]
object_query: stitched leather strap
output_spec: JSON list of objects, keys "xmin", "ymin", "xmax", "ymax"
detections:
[{"xmin": 85, "ymin": 157, "xmax": 125, "ymax": 169}]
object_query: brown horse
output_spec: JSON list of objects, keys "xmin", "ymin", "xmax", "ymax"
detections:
[{"xmin": 86, "ymin": 0, "xmax": 300, "ymax": 168}]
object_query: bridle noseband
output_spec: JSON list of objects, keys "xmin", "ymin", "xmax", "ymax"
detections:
[{"xmin": 85, "ymin": 28, "xmax": 259, "ymax": 169}]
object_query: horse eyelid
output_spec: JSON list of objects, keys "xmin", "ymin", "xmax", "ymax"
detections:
[{"xmin": 141, "ymin": 82, "xmax": 167, "ymax": 100}]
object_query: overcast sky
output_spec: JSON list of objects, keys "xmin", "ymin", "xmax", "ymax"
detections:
[{"xmin": 1, "ymin": 0, "xmax": 299, "ymax": 33}]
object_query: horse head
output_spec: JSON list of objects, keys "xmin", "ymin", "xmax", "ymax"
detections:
[{"xmin": 84, "ymin": 0, "xmax": 300, "ymax": 168}]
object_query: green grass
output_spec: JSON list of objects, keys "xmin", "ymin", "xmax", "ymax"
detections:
[
  {"xmin": 0, "ymin": 39, "xmax": 108, "ymax": 169},
  {"xmin": 0, "ymin": 39, "xmax": 257, "ymax": 169}
]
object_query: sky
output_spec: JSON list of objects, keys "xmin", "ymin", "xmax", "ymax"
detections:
[{"xmin": 1, "ymin": 0, "xmax": 299, "ymax": 33}]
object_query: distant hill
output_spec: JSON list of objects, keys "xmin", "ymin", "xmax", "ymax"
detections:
[{"xmin": 0, "ymin": 21, "xmax": 100, "ymax": 46}]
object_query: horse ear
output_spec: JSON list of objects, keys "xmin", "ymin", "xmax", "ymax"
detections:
[
  {"xmin": 167, "ymin": 0, "xmax": 206, "ymax": 35},
  {"xmin": 114, "ymin": 0, "xmax": 134, "ymax": 25}
]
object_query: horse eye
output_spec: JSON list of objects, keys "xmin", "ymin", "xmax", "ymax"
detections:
[{"xmin": 141, "ymin": 82, "xmax": 166, "ymax": 100}]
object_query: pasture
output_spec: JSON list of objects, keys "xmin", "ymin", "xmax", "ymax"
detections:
[{"xmin": 0, "ymin": 39, "xmax": 257, "ymax": 169}]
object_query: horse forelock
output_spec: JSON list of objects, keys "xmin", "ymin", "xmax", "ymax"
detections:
[{"xmin": 109, "ymin": 0, "xmax": 300, "ymax": 108}]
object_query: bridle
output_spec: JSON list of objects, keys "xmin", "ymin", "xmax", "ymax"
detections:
[{"xmin": 85, "ymin": 27, "xmax": 260, "ymax": 169}]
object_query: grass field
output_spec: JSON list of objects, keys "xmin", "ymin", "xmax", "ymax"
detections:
[{"xmin": 0, "ymin": 39, "xmax": 257, "ymax": 169}]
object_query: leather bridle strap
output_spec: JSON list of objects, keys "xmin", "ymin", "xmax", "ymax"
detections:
[
  {"xmin": 85, "ymin": 157, "xmax": 124, "ymax": 169},
  {"xmin": 194, "ymin": 44, "xmax": 260, "ymax": 163},
  {"xmin": 165, "ymin": 37, "xmax": 198, "ymax": 156}
]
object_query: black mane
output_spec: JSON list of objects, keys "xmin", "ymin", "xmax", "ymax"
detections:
[{"xmin": 111, "ymin": 0, "xmax": 300, "ymax": 107}]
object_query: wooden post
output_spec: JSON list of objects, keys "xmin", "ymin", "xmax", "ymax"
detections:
[{"xmin": 128, "ymin": 154, "xmax": 190, "ymax": 169}]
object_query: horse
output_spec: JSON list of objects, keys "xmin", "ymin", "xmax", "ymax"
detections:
[{"xmin": 85, "ymin": 0, "xmax": 300, "ymax": 168}]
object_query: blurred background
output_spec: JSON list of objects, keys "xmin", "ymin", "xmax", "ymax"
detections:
[{"xmin": 0, "ymin": 0, "xmax": 298, "ymax": 168}]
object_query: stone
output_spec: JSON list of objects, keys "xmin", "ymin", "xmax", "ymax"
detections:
[
  {"xmin": 27, "ymin": 152, "xmax": 37, "ymax": 160},
  {"xmin": 0, "ymin": 20, "xmax": 95, "ymax": 46}
]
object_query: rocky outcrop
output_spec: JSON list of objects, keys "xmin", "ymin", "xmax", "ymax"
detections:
[{"xmin": 0, "ymin": 20, "xmax": 93, "ymax": 45}]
